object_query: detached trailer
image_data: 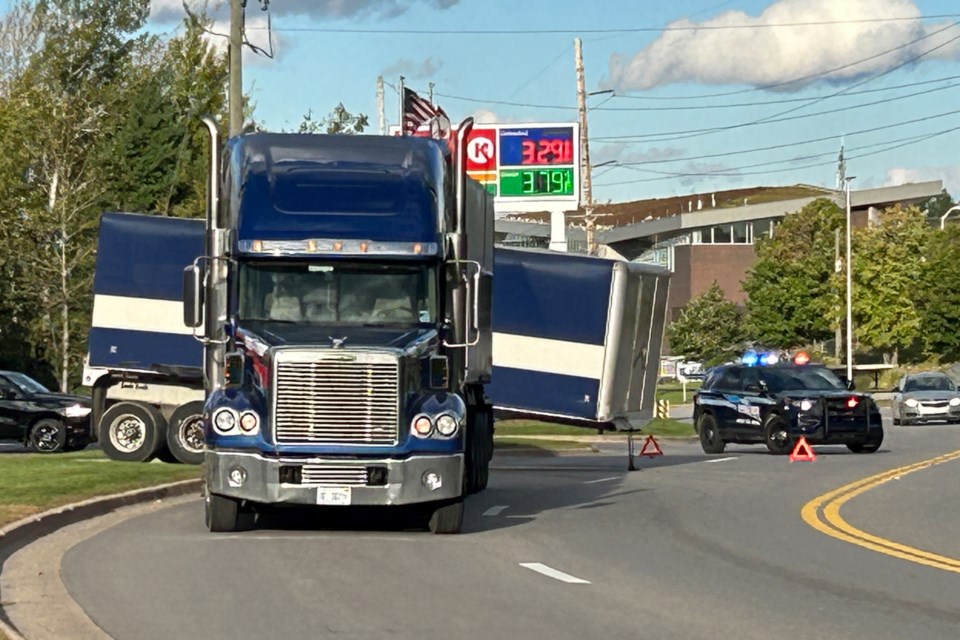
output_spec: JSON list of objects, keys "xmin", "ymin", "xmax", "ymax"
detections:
[{"xmin": 84, "ymin": 212, "xmax": 669, "ymax": 463}]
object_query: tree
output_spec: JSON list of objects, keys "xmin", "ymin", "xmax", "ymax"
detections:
[
  {"xmin": 743, "ymin": 198, "xmax": 845, "ymax": 349},
  {"xmin": 297, "ymin": 103, "xmax": 369, "ymax": 134},
  {"xmin": 851, "ymin": 204, "xmax": 928, "ymax": 364},
  {"xmin": 918, "ymin": 225, "xmax": 960, "ymax": 361},
  {"xmin": 667, "ymin": 282, "xmax": 746, "ymax": 365},
  {"xmin": 920, "ymin": 188, "xmax": 955, "ymax": 226}
]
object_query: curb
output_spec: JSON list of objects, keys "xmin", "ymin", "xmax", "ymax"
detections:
[{"xmin": 0, "ymin": 478, "xmax": 203, "ymax": 640}]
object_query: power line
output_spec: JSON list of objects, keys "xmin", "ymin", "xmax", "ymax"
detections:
[
  {"xmin": 594, "ymin": 126, "xmax": 960, "ymax": 186},
  {"xmin": 250, "ymin": 14, "xmax": 960, "ymax": 35},
  {"xmin": 592, "ymin": 79, "xmax": 960, "ymax": 143},
  {"xmin": 430, "ymin": 72, "xmax": 960, "ymax": 113}
]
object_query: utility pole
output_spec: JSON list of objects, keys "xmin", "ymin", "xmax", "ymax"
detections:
[
  {"xmin": 834, "ymin": 227, "xmax": 842, "ymax": 362},
  {"xmin": 228, "ymin": 0, "xmax": 244, "ymax": 137},
  {"xmin": 575, "ymin": 37, "xmax": 596, "ymax": 255},
  {"xmin": 429, "ymin": 82, "xmax": 435, "ymax": 104},
  {"xmin": 377, "ymin": 75, "xmax": 386, "ymax": 135},
  {"xmin": 844, "ymin": 176, "xmax": 856, "ymax": 384}
]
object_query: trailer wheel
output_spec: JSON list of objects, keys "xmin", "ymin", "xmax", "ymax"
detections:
[
  {"xmin": 166, "ymin": 401, "xmax": 206, "ymax": 465},
  {"xmin": 428, "ymin": 499, "xmax": 464, "ymax": 534},
  {"xmin": 99, "ymin": 402, "xmax": 166, "ymax": 462}
]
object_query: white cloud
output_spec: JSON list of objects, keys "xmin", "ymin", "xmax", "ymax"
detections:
[
  {"xmin": 678, "ymin": 162, "xmax": 743, "ymax": 188},
  {"xmin": 382, "ymin": 56, "xmax": 443, "ymax": 81},
  {"xmin": 604, "ymin": 0, "xmax": 960, "ymax": 92},
  {"xmin": 592, "ymin": 144, "xmax": 685, "ymax": 166},
  {"xmin": 472, "ymin": 109, "xmax": 503, "ymax": 124},
  {"xmin": 150, "ymin": 0, "xmax": 460, "ymax": 23},
  {"xmin": 885, "ymin": 165, "xmax": 960, "ymax": 196}
]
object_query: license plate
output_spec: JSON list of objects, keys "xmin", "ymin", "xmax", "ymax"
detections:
[{"xmin": 317, "ymin": 487, "xmax": 352, "ymax": 506}]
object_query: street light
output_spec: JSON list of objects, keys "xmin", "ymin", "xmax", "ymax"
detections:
[
  {"xmin": 844, "ymin": 176, "xmax": 856, "ymax": 384},
  {"xmin": 940, "ymin": 205, "xmax": 960, "ymax": 230}
]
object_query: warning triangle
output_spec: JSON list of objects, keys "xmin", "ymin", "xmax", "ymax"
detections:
[
  {"xmin": 639, "ymin": 435, "xmax": 663, "ymax": 458},
  {"xmin": 789, "ymin": 436, "xmax": 816, "ymax": 462}
]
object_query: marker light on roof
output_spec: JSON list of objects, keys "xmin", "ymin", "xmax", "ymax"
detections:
[
  {"xmin": 794, "ymin": 351, "xmax": 811, "ymax": 365},
  {"xmin": 741, "ymin": 351, "xmax": 759, "ymax": 366},
  {"xmin": 763, "ymin": 353, "xmax": 780, "ymax": 365}
]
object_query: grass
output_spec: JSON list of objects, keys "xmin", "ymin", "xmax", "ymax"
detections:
[
  {"xmin": 656, "ymin": 382, "xmax": 701, "ymax": 405},
  {"xmin": 0, "ymin": 450, "xmax": 200, "ymax": 528},
  {"xmin": 495, "ymin": 417, "xmax": 694, "ymax": 439}
]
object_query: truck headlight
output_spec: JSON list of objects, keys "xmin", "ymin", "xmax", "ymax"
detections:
[
  {"xmin": 411, "ymin": 415, "xmax": 433, "ymax": 437},
  {"xmin": 213, "ymin": 408, "xmax": 238, "ymax": 434},
  {"xmin": 62, "ymin": 403, "xmax": 92, "ymax": 418},
  {"xmin": 435, "ymin": 414, "xmax": 458, "ymax": 437},
  {"xmin": 904, "ymin": 398, "xmax": 919, "ymax": 408},
  {"xmin": 239, "ymin": 411, "xmax": 260, "ymax": 434}
]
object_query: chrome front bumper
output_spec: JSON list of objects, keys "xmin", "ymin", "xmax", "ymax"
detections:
[{"xmin": 205, "ymin": 451, "xmax": 464, "ymax": 506}]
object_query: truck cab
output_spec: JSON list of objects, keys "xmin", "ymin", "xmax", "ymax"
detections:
[{"xmin": 185, "ymin": 129, "xmax": 494, "ymax": 534}]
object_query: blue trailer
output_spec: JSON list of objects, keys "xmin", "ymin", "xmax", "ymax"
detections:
[{"xmin": 84, "ymin": 124, "xmax": 668, "ymax": 533}]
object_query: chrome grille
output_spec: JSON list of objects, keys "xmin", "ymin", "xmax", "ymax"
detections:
[
  {"xmin": 274, "ymin": 351, "xmax": 400, "ymax": 445},
  {"xmin": 300, "ymin": 464, "xmax": 369, "ymax": 486}
]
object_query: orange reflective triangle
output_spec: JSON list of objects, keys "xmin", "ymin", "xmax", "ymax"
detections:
[
  {"xmin": 789, "ymin": 436, "xmax": 817, "ymax": 462},
  {"xmin": 639, "ymin": 435, "xmax": 664, "ymax": 458}
]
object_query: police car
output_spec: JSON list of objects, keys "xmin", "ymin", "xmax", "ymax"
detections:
[{"xmin": 692, "ymin": 351, "xmax": 884, "ymax": 455}]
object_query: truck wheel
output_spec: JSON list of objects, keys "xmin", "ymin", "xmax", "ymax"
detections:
[
  {"xmin": 99, "ymin": 402, "xmax": 167, "ymax": 462},
  {"xmin": 466, "ymin": 405, "xmax": 492, "ymax": 494},
  {"xmin": 28, "ymin": 419, "xmax": 67, "ymax": 453},
  {"xmin": 764, "ymin": 415, "xmax": 794, "ymax": 455},
  {"xmin": 697, "ymin": 414, "xmax": 725, "ymax": 454},
  {"xmin": 428, "ymin": 499, "xmax": 464, "ymax": 534},
  {"xmin": 205, "ymin": 493, "xmax": 255, "ymax": 532},
  {"xmin": 166, "ymin": 402, "xmax": 206, "ymax": 465}
]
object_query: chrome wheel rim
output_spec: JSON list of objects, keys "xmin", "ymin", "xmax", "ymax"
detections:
[{"xmin": 110, "ymin": 415, "xmax": 146, "ymax": 453}]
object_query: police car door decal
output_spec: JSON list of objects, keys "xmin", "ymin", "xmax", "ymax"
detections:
[{"xmin": 735, "ymin": 399, "xmax": 761, "ymax": 425}]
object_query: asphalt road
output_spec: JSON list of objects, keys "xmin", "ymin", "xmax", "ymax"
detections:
[{"xmin": 56, "ymin": 422, "xmax": 960, "ymax": 640}]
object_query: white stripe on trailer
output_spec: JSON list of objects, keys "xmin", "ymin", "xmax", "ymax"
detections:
[
  {"xmin": 91, "ymin": 295, "xmax": 192, "ymax": 336},
  {"xmin": 493, "ymin": 333, "xmax": 605, "ymax": 380}
]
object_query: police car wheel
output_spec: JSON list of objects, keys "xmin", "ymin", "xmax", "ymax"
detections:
[
  {"xmin": 764, "ymin": 416, "xmax": 794, "ymax": 455},
  {"xmin": 697, "ymin": 414, "xmax": 725, "ymax": 454}
]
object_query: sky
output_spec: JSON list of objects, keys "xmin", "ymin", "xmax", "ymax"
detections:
[{"xmin": 10, "ymin": 0, "xmax": 960, "ymax": 205}]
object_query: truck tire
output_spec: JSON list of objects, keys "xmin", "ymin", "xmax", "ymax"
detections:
[
  {"xmin": 428, "ymin": 499, "xmax": 464, "ymax": 534},
  {"xmin": 465, "ymin": 404, "xmax": 492, "ymax": 494},
  {"xmin": 166, "ymin": 401, "xmax": 206, "ymax": 465},
  {"xmin": 205, "ymin": 492, "xmax": 255, "ymax": 532},
  {"xmin": 697, "ymin": 414, "xmax": 725, "ymax": 454},
  {"xmin": 28, "ymin": 418, "xmax": 67, "ymax": 453},
  {"xmin": 99, "ymin": 402, "xmax": 167, "ymax": 462}
]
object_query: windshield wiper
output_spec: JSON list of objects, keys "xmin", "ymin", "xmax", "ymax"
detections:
[{"xmin": 241, "ymin": 318, "xmax": 299, "ymax": 325}]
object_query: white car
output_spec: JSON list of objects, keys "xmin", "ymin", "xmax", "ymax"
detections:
[{"xmin": 891, "ymin": 372, "xmax": 960, "ymax": 425}]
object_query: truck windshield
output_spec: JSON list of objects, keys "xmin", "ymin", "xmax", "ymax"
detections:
[{"xmin": 238, "ymin": 261, "xmax": 437, "ymax": 326}]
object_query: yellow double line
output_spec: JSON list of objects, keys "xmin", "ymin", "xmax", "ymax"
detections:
[{"xmin": 802, "ymin": 449, "xmax": 960, "ymax": 574}]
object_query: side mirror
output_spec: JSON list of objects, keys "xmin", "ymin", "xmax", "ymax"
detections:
[{"xmin": 183, "ymin": 265, "xmax": 204, "ymax": 328}]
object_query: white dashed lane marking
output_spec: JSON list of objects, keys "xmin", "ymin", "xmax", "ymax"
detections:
[
  {"xmin": 519, "ymin": 563, "xmax": 591, "ymax": 584},
  {"xmin": 482, "ymin": 505, "xmax": 509, "ymax": 516},
  {"xmin": 583, "ymin": 476, "xmax": 619, "ymax": 484}
]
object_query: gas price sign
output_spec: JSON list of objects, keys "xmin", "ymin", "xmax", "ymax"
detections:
[{"xmin": 492, "ymin": 123, "xmax": 580, "ymax": 211}]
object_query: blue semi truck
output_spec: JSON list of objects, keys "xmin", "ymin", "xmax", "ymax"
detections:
[{"xmin": 84, "ymin": 121, "xmax": 669, "ymax": 533}]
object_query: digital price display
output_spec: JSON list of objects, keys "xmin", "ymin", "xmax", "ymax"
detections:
[
  {"xmin": 499, "ymin": 126, "xmax": 576, "ymax": 167},
  {"xmin": 499, "ymin": 168, "xmax": 575, "ymax": 197}
]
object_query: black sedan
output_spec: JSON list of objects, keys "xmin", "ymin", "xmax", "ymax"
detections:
[
  {"xmin": 693, "ymin": 360, "xmax": 884, "ymax": 455},
  {"xmin": 0, "ymin": 371, "xmax": 92, "ymax": 452}
]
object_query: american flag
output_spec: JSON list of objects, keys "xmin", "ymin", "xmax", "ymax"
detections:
[{"xmin": 403, "ymin": 87, "xmax": 441, "ymax": 134}]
